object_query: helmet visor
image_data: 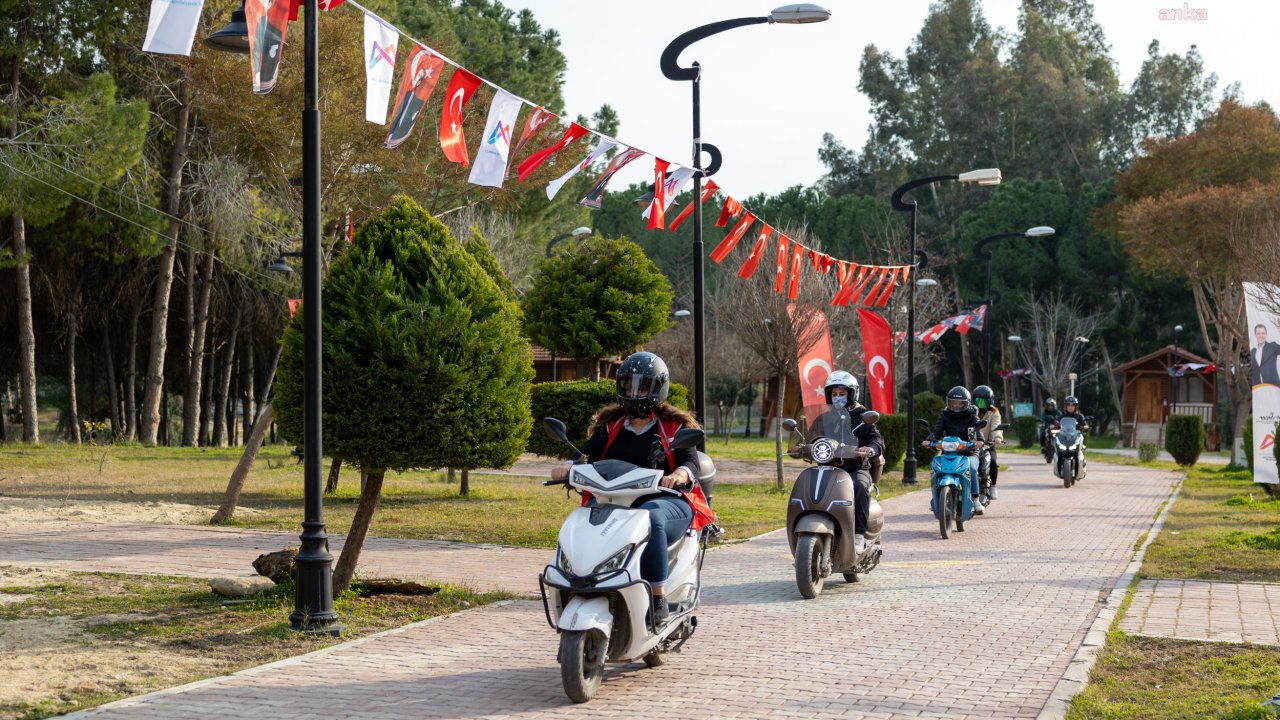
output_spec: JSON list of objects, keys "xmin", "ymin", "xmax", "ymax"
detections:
[
  {"xmin": 617, "ymin": 373, "xmax": 660, "ymax": 400},
  {"xmin": 947, "ymin": 398, "xmax": 968, "ymax": 412},
  {"xmin": 974, "ymin": 397, "xmax": 989, "ymax": 410}
]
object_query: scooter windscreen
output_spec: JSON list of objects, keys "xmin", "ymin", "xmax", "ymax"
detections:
[{"xmin": 807, "ymin": 406, "xmax": 860, "ymax": 464}]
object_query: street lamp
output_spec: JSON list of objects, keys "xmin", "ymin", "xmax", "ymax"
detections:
[
  {"xmin": 1007, "ymin": 334, "xmax": 1022, "ymax": 408},
  {"xmin": 545, "ymin": 226, "xmax": 592, "ymax": 258},
  {"xmin": 890, "ymin": 168, "xmax": 1001, "ymax": 484},
  {"xmin": 1172, "ymin": 324, "xmax": 1184, "ymax": 408},
  {"xmin": 671, "ymin": 309, "xmax": 692, "ymax": 319},
  {"xmin": 971, "ymin": 226, "xmax": 1055, "ymax": 385},
  {"xmin": 660, "ymin": 3, "xmax": 830, "ymax": 429},
  {"xmin": 207, "ymin": 0, "xmax": 341, "ymax": 635}
]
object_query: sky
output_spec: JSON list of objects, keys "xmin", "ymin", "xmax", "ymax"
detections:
[{"xmin": 509, "ymin": 0, "xmax": 1279, "ymax": 198}]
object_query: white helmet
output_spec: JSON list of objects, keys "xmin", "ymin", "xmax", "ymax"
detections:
[{"xmin": 823, "ymin": 370, "xmax": 859, "ymax": 404}]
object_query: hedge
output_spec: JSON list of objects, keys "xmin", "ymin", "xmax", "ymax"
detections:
[
  {"xmin": 879, "ymin": 414, "xmax": 908, "ymax": 471},
  {"xmin": 1015, "ymin": 416, "xmax": 1039, "ymax": 449},
  {"xmin": 1165, "ymin": 413, "xmax": 1205, "ymax": 467},
  {"xmin": 527, "ymin": 379, "xmax": 688, "ymax": 458},
  {"xmin": 914, "ymin": 392, "xmax": 944, "ymax": 465}
]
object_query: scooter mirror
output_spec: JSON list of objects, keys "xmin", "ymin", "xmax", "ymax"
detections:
[
  {"xmin": 782, "ymin": 418, "xmax": 798, "ymax": 432},
  {"xmin": 996, "ymin": 423, "xmax": 1011, "ymax": 431},
  {"xmin": 860, "ymin": 411, "xmax": 881, "ymax": 425},
  {"xmin": 916, "ymin": 418, "xmax": 932, "ymax": 430},
  {"xmin": 671, "ymin": 427, "xmax": 706, "ymax": 449},
  {"xmin": 542, "ymin": 417, "xmax": 569, "ymax": 443},
  {"xmin": 975, "ymin": 419, "xmax": 988, "ymax": 430}
]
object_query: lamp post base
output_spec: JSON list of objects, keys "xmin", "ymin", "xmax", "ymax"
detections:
[
  {"xmin": 901, "ymin": 455, "xmax": 919, "ymax": 485},
  {"xmin": 289, "ymin": 521, "xmax": 343, "ymax": 636}
]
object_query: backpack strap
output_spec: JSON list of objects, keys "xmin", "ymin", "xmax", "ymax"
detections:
[
  {"xmin": 603, "ymin": 416, "xmax": 679, "ymax": 472},
  {"xmin": 602, "ymin": 418, "xmax": 625, "ymax": 457}
]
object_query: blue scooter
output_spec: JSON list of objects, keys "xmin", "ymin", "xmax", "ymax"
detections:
[{"xmin": 925, "ymin": 436, "xmax": 981, "ymax": 539}]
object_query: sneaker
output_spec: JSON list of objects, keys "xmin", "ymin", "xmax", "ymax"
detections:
[
  {"xmin": 971, "ymin": 497, "xmax": 985, "ymax": 515},
  {"xmin": 988, "ymin": 486, "xmax": 999, "ymax": 500},
  {"xmin": 652, "ymin": 596, "xmax": 670, "ymax": 625},
  {"xmin": 854, "ymin": 534, "xmax": 868, "ymax": 554}
]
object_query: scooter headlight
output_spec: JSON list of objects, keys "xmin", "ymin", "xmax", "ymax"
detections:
[
  {"xmin": 1056, "ymin": 442, "xmax": 1069, "ymax": 451},
  {"xmin": 811, "ymin": 439, "xmax": 835, "ymax": 463},
  {"xmin": 556, "ymin": 545, "xmax": 574, "ymax": 575},
  {"xmin": 592, "ymin": 544, "xmax": 634, "ymax": 575},
  {"xmin": 940, "ymin": 440, "xmax": 960, "ymax": 453}
]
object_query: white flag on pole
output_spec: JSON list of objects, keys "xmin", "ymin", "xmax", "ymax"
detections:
[
  {"xmin": 546, "ymin": 139, "xmax": 618, "ymax": 200},
  {"xmin": 468, "ymin": 89, "xmax": 524, "ymax": 188},
  {"xmin": 363, "ymin": 14, "xmax": 398, "ymax": 124},
  {"xmin": 142, "ymin": 0, "xmax": 206, "ymax": 56},
  {"xmin": 641, "ymin": 165, "xmax": 697, "ymax": 219}
]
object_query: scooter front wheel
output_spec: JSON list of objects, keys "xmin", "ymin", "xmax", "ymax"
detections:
[
  {"xmin": 938, "ymin": 486, "xmax": 953, "ymax": 539},
  {"xmin": 560, "ymin": 629, "xmax": 606, "ymax": 703},
  {"xmin": 794, "ymin": 533, "xmax": 826, "ymax": 599}
]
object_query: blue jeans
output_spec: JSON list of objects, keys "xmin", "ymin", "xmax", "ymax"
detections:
[
  {"xmin": 638, "ymin": 496, "xmax": 694, "ymax": 586},
  {"xmin": 966, "ymin": 455, "xmax": 980, "ymax": 497}
]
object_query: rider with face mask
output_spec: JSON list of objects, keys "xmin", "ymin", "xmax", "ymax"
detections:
[{"xmin": 818, "ymin": 371, "xmax": 885, "ymax": 554}]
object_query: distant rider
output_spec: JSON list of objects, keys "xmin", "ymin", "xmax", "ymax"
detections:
[
  {"xmin": 973, "ymin": 385, "xmax": 1004, "ymax": 501},
  {"xmin": 1039, "ymin": 398, "xmax": 1062, "ymax": 454}
]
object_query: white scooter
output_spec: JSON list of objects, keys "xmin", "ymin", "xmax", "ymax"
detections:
[{"xmin": 538, "ymin": 417, "xmax": 713, "ymax": 703}]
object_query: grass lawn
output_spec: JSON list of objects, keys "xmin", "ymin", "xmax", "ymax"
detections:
[
  {"xmin": 1068, "ymin": 464, "xmax": 1280, "ymax": 718},
  {"xmin": 1, "ymin": 444, "xmax": 919, "ymax": 547},
  {"xmin": 0, "ymin": 569, "xmax": 509, "ymax": 720}
]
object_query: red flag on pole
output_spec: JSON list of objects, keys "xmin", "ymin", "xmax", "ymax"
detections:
[
  {"xmin": 773, "ymin": 232, "xmax": 791, "ymax": 293},
  {"xmin": 736, "ymin": 225, "xmax": 772, "ymax": 279},
  {"xmin": 287, "ymin": 299, "xmax": 302, "ymax": 318},
  {"xmin": 437, "ymin": 68, "xmax": 482, "ymax": 165},
  {"xmin": 857, "ymin": 309, "xmax": 895, "ymax": 413},
  {"xmin": 516, "ymin": 122, "xmax": 589, "ymax": 181},
  {"xmin": 788, "ymin": 303, "xmax": 834, "ymax": 426},
  {"xmin": 709, "ymin": 212, "xmax": 755, "ymax": 263},
  {"xmin": 647, "ymin": 158, "xmax": 670, "ymax": 230},
  {"xmin": 872, "ymin": 269, "xmax": 900, "ymax": 306},
  {"xmin": 512, "ymin": 105, "xmax": 554, "ymax": 158},
  {"xmin": 669, "ymin": 180, "xmax": 717, "ymax": 232},
  {"xmin": 715, "ymin": 197, "xmax": 742, "ymax": 227},
  {"xmin": 786, "ymin": 242, "xmax": 805, "ymax": 300}
]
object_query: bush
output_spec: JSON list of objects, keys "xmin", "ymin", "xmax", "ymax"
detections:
[
  {"xmin": 913, "ymin": 392, "xmax": 944, "ymax": 464},
  {"xmin": 879, "ymin": 413, "xmax": 908, "ymax": 471},
  {"xmin": 528, "ymin": 379, "xmax": 688, "ymax": 458},
  {"xmin": 1015, "ymin": 416, "xmax": 1039, "ymax": 449},
  {"xmin": 1164, "ymin": 414, "xmax": 1205, "ymax": 467},
  {"xmin": 1138, "ymin": 442, "xmax": 1160, "ymax": 463}
]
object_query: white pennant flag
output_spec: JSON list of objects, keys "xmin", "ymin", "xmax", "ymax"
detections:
[
  {"xmin": 468, "ymin": 89, "xmax": 524, "ymax": 188},
  {"xmin": 363, "ymin": 14, "xmax": 398, "ymax": 124},
  {"xmin": 141, "ymin": 0, "xmax": 206, "ymax": 56},
  {"xmin": 641, "ymin": 165, "xmax": 697, "ymax": 219},
  {"xmin": 546, "ymin": 139, "xmax": 618, "ymax": 200}
]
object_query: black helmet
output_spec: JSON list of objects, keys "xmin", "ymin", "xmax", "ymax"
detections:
[
  {"xmin": 973, "ymin": 385, "xmax": 995, "ymax": 411},
  {"xmin": 1045, "ymin": 398, "xmax": 1057, "ymax": 411},
  {"xmin": 945, "ymin": 386, "xmax": 972, "ymax": 414},
  {"xmin": 615, "ymin": 352, "xmax": 670, "ymax": 418},
  {"xmin": 1064, "ymin": 395, "xmax": 1079, "ymax": 411}
]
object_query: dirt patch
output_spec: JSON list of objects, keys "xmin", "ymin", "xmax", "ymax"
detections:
[{"xmin": 0, "ymin": 496, "xmax": 260, "ymax": 528}]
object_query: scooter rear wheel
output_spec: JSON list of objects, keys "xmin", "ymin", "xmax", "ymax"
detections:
[
  {"xmin": 794, "ymin": 533, "xmax": 825, "ymax": 599},
  {"xmin": 560, "ymin": 629, "xmax": 606, "ymax": 703},
  {"xmin": 938, "ymin": 486, "xmax": 953, "ymax": 539}
]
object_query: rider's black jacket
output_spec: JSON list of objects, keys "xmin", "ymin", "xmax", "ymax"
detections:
[
  {"xmin": 926, "ymin": 406, "xmax": 985, "ymax": 456},
  {"xmin": 839, "ymin": 405, "xmax": 885, "ymax": 473},
  {"xmin": 1056, "ymin": 410, "xmax": 1090, "ymax": 434}
]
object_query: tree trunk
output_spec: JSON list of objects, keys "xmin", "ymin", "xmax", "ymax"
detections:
[
  {"xmin": 210, "ymin": 403, "xmax": 274, "ymax": 524},
  {"xmin": 241, "ymin": 330, "xmax": 254, "ymax": 446},
  {"xmin": 460, "ymin": 468, "xmax": 470, "ymax": 496},
  {"xmin": 774, "ymin": 372, "xmax": 786, "ymax": 490},
  {"xmin": 213, "ymin": 307, "xmax": 241, "ymax": 447},
  {"xmin": 11, "ymin": 60, "xmax": 37, "ymax": 443},
  {"xmin": 228, "ymin": 348, "xmax": 241, "ymax": 446},
  {"xmin": 183, "ymin": 248, "xmax": 195, "ymax": 380},
  {"xmin": 66, "ymin": 307, "xmax": 81, "ymax": 444},
  {"xmin": 103, "ymin": 322, "xmax": 121, "ymax": 442},
  {"xmin": 138, "ymin": 79, "xmax": 191, "ymax": 445},
  {"xmin": 325, "ymin": 457, "xmax": 343, "ymax": 494},
  {"xmin": 200, "ymin": 351, "xmax": 214, "ymax": 446},
  {"xmin": 959, "ymin": 332, "xmax": 975, "ymax": 392},
  {"xmin": 182, "ymin": 252, "xmax": 215, "ymax": 446},
  {"xmin": 1098, "ymin": 338, "xmax": 1125, "ymax": 441},
  {"xmin": 0, "ymin": 378, "xmax": 10, "ymax": 443},
  {"xmin": 332, "ymin": 469, "xmax": 386, "ymax": 593},
  {"xmin": 125, "ymin": 308, "xmax": 139, "ymax": 442},
  {"xmin": 160, "ymin": 383, "xmax": 169, "ymax": 446}
]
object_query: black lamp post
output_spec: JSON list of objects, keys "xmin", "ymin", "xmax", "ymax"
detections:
[
  {"xmin": 659, "ymin": 3, "xmax": 830, "ymax": 430},
  {"xmin": 1172, "ymin": 323, "xmax": 1184, "ymax": 408},
  {"xmin": 971, "ymin": 226, "xmax": 1055, "ymax": 385},
  {"xmin": 208, "ymin": 0, "xmax": 341, "ymax": 635},
  {"xmin": 890, "ymin": 169, "xmax": 1001, "ymax": 484}
]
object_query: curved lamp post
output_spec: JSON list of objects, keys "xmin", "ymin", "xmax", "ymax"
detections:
[
  {"xmin": 971, "ymin": 226, "xmax": 1055, "ymax": 385},
  {"xmin": 890, "ymin": 168, "xmax": 1001, "ymax": 484},
  {"xmin": 660, "ymin": 3, "xmax": 830, "ymax": 431},
  {"xmin": 545, "ymin": 226, "xmax": 592, "ymax": 258},
  {"xmin": 1171, "ymin": 323, "xmax": 1184, "ymax": 408},
  {"xmin": 207, "ymin": 0, "xmax": 342, "ymax": 635}
]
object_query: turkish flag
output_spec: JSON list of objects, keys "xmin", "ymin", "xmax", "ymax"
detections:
[
  {"xmin": 647, "ymin": 158, "xmax": 670, "ymax": 230},
  {"xmin": 516, "ymin": 122, "xmax": 589, "ymax": 181},
  {"xmin": 736, "ymin": 225, "xmax": 772, "ymax": 279},
  {"xmin": 669, "ymin": 179, "xmax": 717, "ymax": 232},
  {"xmin": 709, "ymin": 212, "xmax": 755, "ymax": 263},
  {"xmin": 716, "ymin": 197, "xmax": 742, "ymax": 227},
  {"xmin": 788, "ymin": 304, "xmax": 834, "ymax": 426},
  {"xmin": 858, "ymin": 309, "xmax": 895, "ymax": 413},
  {"xmin": 513, "ymin": 105, "xmax": 555, "ymax": 158},
  {"xmin": 773, "ymin": 232, "xmax": 791, "ymax": 294},
  {"xmin": 437, "ymin": 68, "xmax": 482, "ymax": 165},
  {"xmin": 786, "ymin": 242, "xmax": 805, "ymax": 300}
]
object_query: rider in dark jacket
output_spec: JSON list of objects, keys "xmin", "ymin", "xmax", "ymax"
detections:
[
  {"xmin": 1056, "ymin": 396, "xmax": 1089, "ymax": 433},
  {"xmin": 821, "ymin": 371, "xmax": 884, "ymax": 554},
  {"xmin": 924, "ymin": 386, "xmax": 987, "ymax": 512}
]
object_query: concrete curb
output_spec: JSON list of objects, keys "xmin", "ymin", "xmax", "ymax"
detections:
[
  {"xmin": 56, "ymin": 599, "xmax": 522, "ymax": 719},
  {"xmin": 1036, "ymin": 472, "xmax": 1185, "ymax": 720}
]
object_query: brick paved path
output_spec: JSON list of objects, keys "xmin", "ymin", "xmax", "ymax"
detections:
[
  {"xmin": 1119, "ymin": 578, "xmax": 1280, "ymax": 645},
  {"xmin": 45, "ymin": 453, "xmax": 1178, "ymax": 719},
  {"xmin": 0, "ymin": 523, "xmax": 546, "ymax": 593}
]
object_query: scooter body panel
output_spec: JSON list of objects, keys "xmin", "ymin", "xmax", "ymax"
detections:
[{"xmin": 787, "ymin": 466, "xmax": 859, "ymax": 569}]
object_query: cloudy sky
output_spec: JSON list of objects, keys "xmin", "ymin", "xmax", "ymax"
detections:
[{"xmin": 509, "ymin": 0, "xmax": 1278, "ymax": 198}]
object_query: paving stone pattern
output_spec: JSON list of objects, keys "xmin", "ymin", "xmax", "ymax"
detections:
[
  {"xmin": 1119, "ymin": 578, "xmax": 1280, "ymax": 645},
  {"xmin": 41, "ymin": 453, "xmax": 1177, "ymax": 719}
]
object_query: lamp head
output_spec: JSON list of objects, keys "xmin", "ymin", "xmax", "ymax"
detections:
[
  {"xmin": 204, "ymin": 0, "xmax": 250, "ymax": 54},
  {"xmin": 1007, "ymin": 335, "xmax": 1022, "ymax": 342},
  {"xmin": 672, "ymin": 309, "xmax": 691, "ymax": 318},
  {"xmin": 769, "ymin": 3, "xmax": 832, "ymax": 23},
  {"xmin": 572, "ymin": 226, "xmax": 592, "ymax": 237},
  {"xmin": 1175, "ymin": 324, "xmax": 1184, "ymax": 333},
  {"xmin": 957, "ymin": 168, "xmax": 1002, "ymax": 186},
  {"xmin": 1025, "ymin": 225, "xmax": 1055, "ymax": 238},
  {"xmin": 915, "ymin": 278, "xmax": 938, "ymax": 287},
  {"xmin": 267, "ymin": 258, "xmax": 294, "ymax": 274}
]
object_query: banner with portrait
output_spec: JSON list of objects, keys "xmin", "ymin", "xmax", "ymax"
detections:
[{"xmin": 1245, "ymin": 282, "xmax": 1280, "ymax": 485}]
